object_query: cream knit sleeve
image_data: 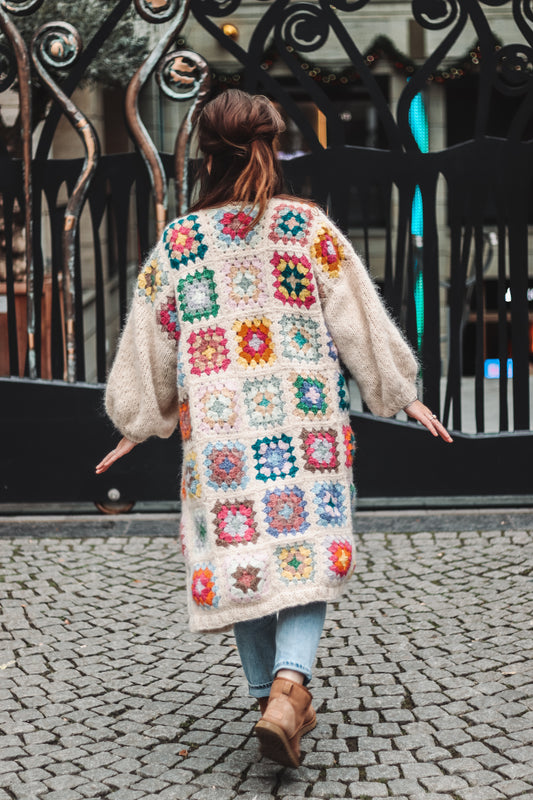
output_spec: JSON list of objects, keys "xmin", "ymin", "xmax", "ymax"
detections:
[
  {"xmin": 311, "ymin": 211, "xmax": 419, "ymax": 417},
  {"xmin": 105, "ymin": 243, "xmax": 180, "ymax": 443}
]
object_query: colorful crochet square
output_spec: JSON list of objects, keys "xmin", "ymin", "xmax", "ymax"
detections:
[
  {"xmin": 276, "ymin": 542, "xmax": 315, "ymax": 583},
  {"xmin": 223, "ymin": 257, "xmax": 267, "ymax": 308},
  {"xmin": 343, "ymin": 425, "xmax": 356, "ymax": 467},
  {"xmin": 204, "ymin": 441, "xmax": 248, "ymax": 491},
  {"xmin": 279, "ymin": 314, "xmax": 321, "ymax": 363},
  {"xmin": 337, "ymin": 372, "xmax": 350, "ymax": 411},
  {"xmin": 313, "ymin": 482, "xmax": 347, "ymax": 527},
  {"xmin": 271, "ymin": 252, "xmax": 315, "ymax": 309},
  {"xmin": 182, "ymin": 452, "xmax": 201, "ymax": 499},
  {"xmin": 188, "ymin": 327, "xmax": 230, "ymax": 375},
  {"xmin": 293, "ymin": 374, "xmax": 330, "ymax": 417},
  {"xmin": 179, "ymin": 398, "xmax": 192, "ymax": 440},
  {"xmin": 263, "ymin": 486, "xmax": 309, "ymax": 537},
  {"xmin": 157, "ymin": 295, "xmax": 180, "ymax": 341},
  {"xmin": 227, "ymin": 555, "xmax": 267, "ymax": 601},
  {"xmin": 350, "ymin": 482, "xmax": 357, "ymax": 514},
  {"xmin": 243, "ymin": 376, "xmax": 286, "ymax": 428},
  {"xmin": 213, "ymin": 500, "xmax": 258, "ymax": 547},
  {"xmin": 326, "ymin": 537, "xmax": 353, "ymax": 578},
  {"xmin": 197, "ymin": 382, "xmax": 239, "ymax": 433},
  {"xmin": 326, "ymin": 330, "xmax": 338, "ymax": 360},
  {"xmin": 164, "ymin": 215, "xmax": 207, "ymax": 268},
  {"xmin": 268, "ymin": 204, "xmax": 312, "ymax": 246},
  {"xmin": 137, "ymin": 258, "xmax": 168, "ymax": 303},
  {"xmin": 177, "ymin": 269, "xmax": 219, "ymax": 322},
  {"xmin": 312, "ymin": 226, "xmax": 345, "ymax": 278},
  {"xmin": 177, "ymin": 348, "xmax": 185, "ymax": 387},
  {"xmin": 191, "ymin": 563, "xmax": 219, "ymax": 608},
  {"xmin": 233, "ymin": 318, "xmax": 275, "ymax": 368},
  {"xmin": 301, "ymin": 429, "xmax": 338, "ymax": 472},
  {"xmin": 194, "ymin": 507, "xmax": 208, "ymax": 550},
  {"xmin": 214, "ymin": 207, "xmax": 258, "ymax": 246},
  {"xmin": 253, "ymin": 434, "xmax": 297, "ymax": 482}
]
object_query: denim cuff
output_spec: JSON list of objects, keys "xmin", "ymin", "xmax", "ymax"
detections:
[{"xmin": 273, "ymin": 658, "xmax": 312, "ymax": 685}]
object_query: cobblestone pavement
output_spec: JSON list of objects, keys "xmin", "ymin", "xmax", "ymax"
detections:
[{"xmin": 1, "ymin": 524, "xmax": 532, "ymax": 800}]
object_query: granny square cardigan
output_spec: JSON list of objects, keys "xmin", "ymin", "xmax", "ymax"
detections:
[{"xmin": 105, "ymin": 198, "xmax": 418, "ymax": 633}]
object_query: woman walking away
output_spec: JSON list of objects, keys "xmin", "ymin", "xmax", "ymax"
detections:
[{"xmin": 96, "ymin": 89, "xmax": 452, "ymax": 769}]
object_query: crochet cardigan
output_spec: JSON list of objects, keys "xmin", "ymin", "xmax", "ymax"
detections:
[{"xmin": 105, "ymin": 198, "xmax": 418, "ymax": 633}]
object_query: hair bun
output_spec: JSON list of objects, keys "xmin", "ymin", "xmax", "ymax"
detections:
[{"xmin": 198, "ymin": 89, "xmax": 285, "ymax": 156}]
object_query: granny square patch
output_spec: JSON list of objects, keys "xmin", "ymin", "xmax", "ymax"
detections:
[
  {"xmin": 214, "ymin": 207, "xmax": 258, "ymax": 246},
  {"xmin": 227, "ymin": 554, "xmax": 268, "ymax": 602},
  {"xmin": 194, "ymin": 507, "xmax": 209, "ymax": 550},
  {"xmin": 177, "ymin": 269, "xmax": 219, "ymax": 322},
  {"xmin": 164, "ymin": 215, "xmax": 207, "ymax": 268},
  {"xmin": 326, "ymin": 330, "xmax": 338, "ymax": 360},
  {"xmin": 325, "ymin": 536, "xmax": 354, "ymax": 579},
  {"xmin": 276, "ymin": 542, "xmax": 315, "ymax": 584},
  {"xmin": 157, "ymin": 294, "xmax": 180, "ymax": 341},
  {"xmin": 279, "ymin": 315, "xmax": 321, "ymax": 363},
  {"xmin": 300, "ymin": 429, "xmax": 338, "ymax": 472},
  {"xmin": 252, "ymin": 434, "xmax": 297, "ymax": 482},
  {"xmin": 197, "ymin": 381, "xmax": 239, "ymax": 434},
  {"xmin": 213, "ymin": 500, "xmax": 258, "ymax": 547},
  {"xmin": 191, "ymin": 562, "xmax": 219, "ymax": 608},
  {"xmin": 292, "ymin": 373, "xmax": 331, "ymax": 418},
  {"xmin": 338, "ymin": 372, "xmax": 350, "ymax": 411},
  {"xmin": 242, "ymin": 376, "xmax": 286, "ymax": 429},
  {"xmin": 223, "ymin": 257, "xmax": 268, "ymax": 309},
  {"xmin": 137, "ymin": 258, "xmax": 168, "ymax": 304},
  {"xmin": 188, "ymin": 327, "xmax": 230, "ymax": 375},
  {"xmin": 313, "ymin": 481, "xmax": 347, "ymax": 527},
  {"xmin": 271, "ymin": 252, "xmax": 316, "ymax": 309},
  {"xmin": 179, "ymin": 397, "xmax": 192, "ymax": 440},
  {"xmin": 233, "ymin": 318, "xmax": 275, "ymax": 368},
  {"xmin": 312, "ymin": 225, "xmax": 345, "ymax": 278},
  {"xmin": 204, "ymin": 441, "xmax": 248, "ymax": 491},
  {"xmin": 179, "ymin": 516, "xmax": 187, "ymax": 557},
  {"xmin": 344, "ymin": 425, "xmax": 356, "ymax": 467},
  {"xmin": 263, "ymin": 486, "xmax": 309, "ymax": 537},
  {"xmin": 182, "ymin": 451, "xmax": 201, "ymax": 500},
  {"xmin": 269, "ymin": 204, "xmax": 313, "ymax": 246}
]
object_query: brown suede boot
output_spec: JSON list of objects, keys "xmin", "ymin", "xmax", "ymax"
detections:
[
  {"xmin": 254, "ymin": 677, "xmax": 316, "ymax": 767},
  {"xmin": 258, "ymin": 696, "xmax": 269, "ymax": 716}
]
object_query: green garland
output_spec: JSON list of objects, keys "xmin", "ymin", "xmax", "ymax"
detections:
[{"xmin": 176, "ymin": 34, "xmax": 501, "ymax": 88}]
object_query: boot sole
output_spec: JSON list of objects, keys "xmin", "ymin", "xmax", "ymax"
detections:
[{"xmin": 255, "ymin": 713, "xmax": 317, "ymax": 768}]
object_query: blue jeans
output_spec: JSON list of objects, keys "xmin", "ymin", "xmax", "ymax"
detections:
[{"xmin": 233, "ymin": 602, "xmax": 327, "ymax": 698}]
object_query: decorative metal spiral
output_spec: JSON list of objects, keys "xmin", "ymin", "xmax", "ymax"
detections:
[
  {"xmin": 478, "ymin": 0, "xmax": 510, "ymax": 6},
  {"xmin": 156, "ymin": 49, "xmax": 208, "ymax": 101},
  {"xmin": 412, "ymin": 0, "xmax": 459, "ymax": 30},
  {"xmin": 32, "ymin": 21, "xmax": 81, "ymax": 71},
  {"xmin": 0, "ymin": 41, "xmax": 16, "ymax": 91},
  {"xmin": 134, "ymin": 0, "xmax": 183, "ymax": 23},
  {"xmin": 494, "ymin": 44, "xmax": 533, "ymax": 94},
  {"xmin": 192, "ymin": 0, "xmax": 241, "ymax": 17},
  {"xmin": 0, "ymin": 0, "xmax": 44, "ymax": 16},
  {"xmin": 280, "ymin": 4, "xmax": 329, "ymax": 53}
]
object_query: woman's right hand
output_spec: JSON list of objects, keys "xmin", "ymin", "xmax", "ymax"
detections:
[
  {"xmin": 404, "ymin": 400, "xmax": 453, "ymax": 443},
  {"xmin": 95, "ymin": 437, "xmax": 138, "ymax": 474}
]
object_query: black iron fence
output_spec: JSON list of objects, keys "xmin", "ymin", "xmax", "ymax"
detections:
[{"xmin": 1, "ymin": 0, "xmax": 533, "ymax": 507}]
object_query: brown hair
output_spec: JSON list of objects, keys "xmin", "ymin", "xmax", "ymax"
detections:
[{"xmin": 189, "ymin": 89, "xmax": 287, "ymax": 227}]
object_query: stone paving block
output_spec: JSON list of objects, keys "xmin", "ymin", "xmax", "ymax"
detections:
[
  {"xmin": 456, "ymin": 787, "xmax": 506, "ymax": 800},
  {"xmin": 348, "ymin": 780, "xmax": 389, "ymax": 797}
]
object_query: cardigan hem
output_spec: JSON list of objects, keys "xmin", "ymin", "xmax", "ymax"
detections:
[{"xmin": 187, "ymin": 580, "xmax": 352, "ymax": 634}]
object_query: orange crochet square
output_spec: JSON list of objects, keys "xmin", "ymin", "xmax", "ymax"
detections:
[{"xmin": 233, "ymin": 318, "xmax": 275, "ymax": 367}]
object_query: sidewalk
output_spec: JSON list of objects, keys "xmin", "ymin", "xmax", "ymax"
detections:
[{"xmin": 0, "ymin": 513, "xmax": 532, "ymax": 800}]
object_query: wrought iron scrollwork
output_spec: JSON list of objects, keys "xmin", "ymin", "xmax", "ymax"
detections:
[
  {"xmin": 157, "ymin": 49, "xmax": 211, "ymax": 214},
  {"xmin": 32, "ymin": 22, "xmax": 101, "ymax": 383},
  {"xmin": 0, "ymin": 40, "xmax": 15, "ymax": 90},
  {"xmin": 126, "ymin": 0, "xmax": 191, "ymax": 237},
  {"xmin": 0, "ymin": 0, "xmax": 44, "ymax": 15}
]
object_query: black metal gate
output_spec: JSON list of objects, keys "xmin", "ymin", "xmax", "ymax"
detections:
[{"xmin": 1, "ymin": 0, "xmax": 533, "ymax": 510}]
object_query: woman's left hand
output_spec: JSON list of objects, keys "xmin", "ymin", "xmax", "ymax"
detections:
[
  {"xmin": 404, "ymin": 400, "xmax": 453, "ymax": 443},
  {"xmin": 95, "ymin": 437, "xmax": 138, "ymax": 474}
]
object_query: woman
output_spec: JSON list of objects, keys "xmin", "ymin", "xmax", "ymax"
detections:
[{"xmin": 96, "ymin": 89, "xmax": 452, "ymax": 768}]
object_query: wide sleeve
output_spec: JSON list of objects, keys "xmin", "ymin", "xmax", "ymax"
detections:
[
  {"xmin": 311, "ymin": 211, "xmax": 419, "ymax": 417},
  {"xmin": 105, "ymin": 242, "xmax": 180, "ymax": 443}
]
